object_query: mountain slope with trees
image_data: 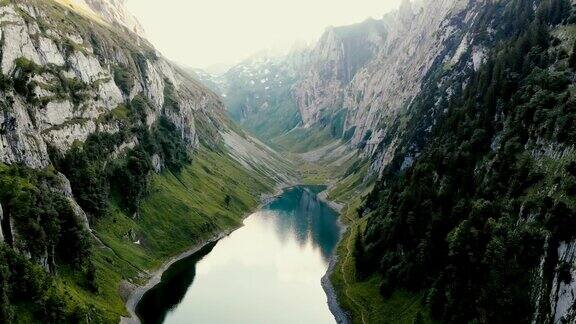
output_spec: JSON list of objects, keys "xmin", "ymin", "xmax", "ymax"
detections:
[{"xmin": 350, "ymin": 0, "xmax": 576, "ymax": 323}]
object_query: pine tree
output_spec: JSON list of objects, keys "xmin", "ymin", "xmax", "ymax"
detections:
[
  {"xmin": 569, "ymin": 40, "xmax": 576, "ymax": 69},
  {"xmin": 353, "ymin": 231, "xmax": 367, "ymax": 280}
]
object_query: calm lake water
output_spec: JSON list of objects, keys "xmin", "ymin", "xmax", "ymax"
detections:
[{"xmin": 136, "ymin": 185, "xmax": 342, "ymax": 324}]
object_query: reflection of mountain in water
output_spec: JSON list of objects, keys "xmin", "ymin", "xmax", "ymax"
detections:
[
  {"xmin": 266, "ymin": 186, "xmax": 340, "ymax": 262},
  {"xmin": 136, "ymin": 242, "xmax": 217, "ymax": 324},
  {"xmin": 136, "ymin": 186, "xmax": 341, "ymax": 324}
]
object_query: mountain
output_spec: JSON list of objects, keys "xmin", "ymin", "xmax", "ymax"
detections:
[
  {"xmin": 56, "ymin": 0, "xmax": 146, "ymax": 37},
  {"xmin": 192, "ymin": 49, "xmax": 308, "ymax": 142},
  {"xmin": 355, "ymin": 0, "xmax": 576, "ymax": 322},
  {"xmin": 0, "ymin": 0, "xmax": 294, "ymax": 322},
  {"xmin": 199, "ymin": 0, "xmax": 576, "ymax": 323},
  {"xmin": 205, "ymin": 0, "xmax": 496, "ymax": 182}
]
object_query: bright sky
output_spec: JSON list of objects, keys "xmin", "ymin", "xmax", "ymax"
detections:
[{"xmin": 126, "ymin": 0, "xmax": 403, "ymax": 70}]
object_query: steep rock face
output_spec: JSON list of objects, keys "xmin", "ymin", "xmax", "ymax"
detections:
[
  {"xmin": 63, "ymin": 0, "xmax": 145, "ymax": 38},
  {"xmin": 549, "ymin": 240, "xmax": 576, "ymax": 324},
  {"xmin": 343, "ymin": 0, "xmax": 472, "ymax": 152},
  {"xmin": 0, "ymin": 0, "xmax": 293, "ymax": 236},
  {"xmin": 0, "ymin": 203, "xmax": 3, "ymax": 243},
  {"xmin": 0, "ymin": 0, "xmax": 237, "ymax": 258},
  {"xmin": 292, "ymin": 0, "xmax": 489, "ymax": 167},
  {"xmin": 286, "ymin": 8, "xmax": 391, "ymax": 130},
  {"xmin": 0, "ymin": 0, "xmax": 223, "ymax": 169},
  {"xmin": 212, "ymin": 0, "xmax": 488, "ymax": 168},
  {"xmin": 294, "ymin": 18, "xmax": 387, "ymax": 128}
]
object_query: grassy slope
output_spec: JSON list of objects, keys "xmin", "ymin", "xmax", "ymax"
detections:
[
  {"xmin": 330, "ymin": 205, "xmax": 435, "ymax": 324},
  {"xmin": 239, "ymin": 95, "xmax": 302, "ymax": 142},
  {"xmin": 273, "ymin": 125, "xmax": 336, "ymax": 153},
  {"xmin": 54, "ymin": 148, "xmax": 274, "ymax": 322},
  {"xmin": 305, "ymin": 156, "xmax": 434, "ymax": 323}
]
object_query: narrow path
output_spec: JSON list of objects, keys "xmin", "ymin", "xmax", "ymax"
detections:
[
  {"xmin": 93, "ymin": 232, "xmax": 146, "ymax": 274},
  {"xmin": 341, "ymin": 229, "xmax": 368, "ymax": 324}
]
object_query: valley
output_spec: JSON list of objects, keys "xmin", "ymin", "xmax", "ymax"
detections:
[{"xmin": 1, "ymin": 0, "xmax": 576, "ymax": 323}]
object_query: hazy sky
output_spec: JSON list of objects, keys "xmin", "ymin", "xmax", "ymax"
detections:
[{"xmin": 126, "ymin": 0, "xmax": 403, "ymax": 69}]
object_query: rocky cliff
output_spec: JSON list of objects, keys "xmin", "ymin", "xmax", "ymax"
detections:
[
  {"xmin": 294, "ymin": 18, "xmax": 387, "ymax": 129},
  {"xmin": 0, "ymin": 0, "xmax": 216, "ymax": 168},
  {"xmin": 211, "ymin": 0, "xmax": 488, "ymax": 167},
  {"xmin": 56, "ymin": 0, "xmax": 146, "ymax": 37},
  {"xmin": 290, "ymin": 0, "xmax": 494, "ymax": 168},
  {"xmin": 0, "ymin": 0, "xmax": 293, "ymax": 278}
]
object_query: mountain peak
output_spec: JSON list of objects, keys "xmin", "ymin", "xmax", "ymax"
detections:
[{"xmin": 58, "ymin": 0, "xmax": 146, "ymax": 38}]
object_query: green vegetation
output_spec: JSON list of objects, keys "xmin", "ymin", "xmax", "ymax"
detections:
[
  {"xmin": 52, "ymin": 148, "xmax": 273, "ymax": 322},
  {"xmin": 7, "ymin": 55, "xmax": 95, "ymax": 109},
  {"xmin": 328, "ymin": 159, "xmax": 373, "ymax": 203},
  {"xmin": 2, "ymin": 129, "xmax": 275, "ymax": 323},
  {"xmin": 0, "ymin": 164, "xmax": 92, "ymax": 323},
  {"xmin": 331, "ymin": 222, "xmax": 435, "ymax": 324},
  {"xmin": 349, "ymin": 1, "xmax": 576, "ymax": 323},
  {"xmin": 274, "ymin": 125, "xmax": 336, "ymax": 153},
  {"xmin": 162, "ymin": 79, "xmax": 180, "ymax": 112},
  {"xmin": 0, "ymin": 73, "xmax": 276, "ymax": 323},
  {"xmin": 237, "ymin": 94, "xmax": 301, "ymax": 142},
  {"xmin": 113, "ymin": 65, "xmax": 135, "ymax": 96},
  {"xmin": 13, "ymin": 57, "xmax": 42, "ymax": 103},
  {"xmin": 223, "ymin": 65, "xmax": 302, "ymax": 142},
  {"xmin": 53, "ymin": 96, "xmax": 192, "ymax": 219}
]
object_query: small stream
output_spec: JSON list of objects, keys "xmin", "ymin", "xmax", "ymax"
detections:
[{"xmin": 136, "ymin": 185, "xmax": 343, "ymax": 324}]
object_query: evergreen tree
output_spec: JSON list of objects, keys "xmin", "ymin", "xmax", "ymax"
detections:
[{"xmin": 570, "ymin": 39, "xmax": 576, "ymax": 69}]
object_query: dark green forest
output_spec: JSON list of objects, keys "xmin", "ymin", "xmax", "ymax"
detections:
[
  {"xmin": 0, "ymin": 94, "xmax": 191, "ymax": 322},
  {"xmin": 357, "ymin": 0, "xmax": 576, "ymax": 322}
]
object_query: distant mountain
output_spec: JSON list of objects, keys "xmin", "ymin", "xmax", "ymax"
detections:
[
  {"xmin": 191, "ymin": 50, "xmax": 310, "ymax": 142},
  {"xmin": 204, "ymin": 0, "xmax": 491, "ymax": 168}
]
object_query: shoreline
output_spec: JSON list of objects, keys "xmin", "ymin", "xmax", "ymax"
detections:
[
  {"xmin": 319, "ymin": 185, "xmax": 350, "ymax": 324},
  {"xmin": 322, "ymin": 253, "xmax": 351, "ymax": 324},
  {"xmin": 317, "ymin": 185, "xmax": 344, "ymax": 213},
  {"xmin": 119, "ymin": 183, "xmax": 289, "ymax": 324},
  {"xmin": 119, "ymin": 182, "xmax": 349, "ymax": 324},
  {"xmin": 119, "ymin": 231, "xmax": 232, "ymax": 324}
]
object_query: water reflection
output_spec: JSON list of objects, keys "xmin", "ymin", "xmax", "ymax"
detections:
[
  {"xmin": 268, "ymin": 186, "xmax": 341, "ymax": 262},
  {"xmin": 136, "ymin": 186, "xmax": 341, "ymax": 324}
]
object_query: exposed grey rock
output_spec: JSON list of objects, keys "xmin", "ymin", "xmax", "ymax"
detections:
[
  {"xmin": 294, "ymin": 18, "xmax": 387, "ymax": 128},
  {"xmin": 0, "ymin": 97, "xmax": 51, "ymax": 168},
  {"xmin": 73, "ymin": 0, "xmax": 146, "ymax": 38},
  {"xmin": 0, "ymin": 1, "xmax": 223, "ymax": 166},
  {"xmin": 341, "ymin": 0, "xmax": 477, "ymax": 158},
  {"xmin": 549, "ymin": 241, "xmax": 576, "ymax": 323},
  {"xmin": 151, "ymin": 154, "xmax": 162, "ymax": 173},
  {"xmin": 212, "ymin": 0, "xmax": 488, "ymax": 178},
  {"xmin": 0, "ymin": 6, "xmax": 42, "ymax": 74},
  {"xmin": 38, "ymin": 36, "xmax": 66, "ymax": 66},
  {"xmin": 67, "ymin": 51, "xmax": 108, "ymax": 83},
  {"xmin": 0, "ymin": 203, "xmax": 4, "ymax": 243},
  {"xmin": 53, "ymin": 172, "xmax": 91, "ymax": 230}
]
